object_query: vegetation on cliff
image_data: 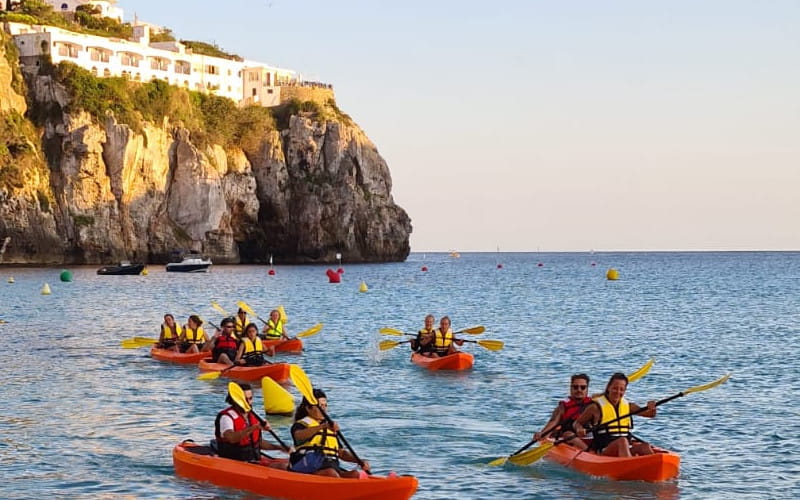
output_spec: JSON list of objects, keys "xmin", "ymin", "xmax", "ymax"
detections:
[{"xmin": 0, "ymin": 1, "xmax": 132, "ymax": 39}]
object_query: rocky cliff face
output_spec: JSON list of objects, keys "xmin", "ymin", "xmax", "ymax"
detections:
[{"xmin": 0, "ymin": 45, "xmax": 411, "ymax": 264}]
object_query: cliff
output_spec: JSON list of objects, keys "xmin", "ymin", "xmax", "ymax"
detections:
[{"xmin": 0, "ymin": 37, "xmax": 411, "ymax": 264}]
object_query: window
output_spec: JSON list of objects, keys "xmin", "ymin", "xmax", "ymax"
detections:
[
  {"xmin": 61, "ymin": 3, "xmax": 68, "ymax": 10},
  {"xmin": 252, "ymin": 88, "xmax": 256, "ymax": 97},
  {"xmin": 103, "ymin": 68, "xmax": 111, "ymax": 76},
  {"xmin": 91, "ymin": 67, "xmax": 98, "ymax": 76}
]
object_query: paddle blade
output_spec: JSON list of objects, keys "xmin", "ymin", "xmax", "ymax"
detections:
[
  {"xmin": 120, "ymin": 340, "xmax": 143, "ymax": 349},
  {"xmin": 379, "ymin": 339, "xmax": 402, "ymax": 351},
  {"xmin": 211, "ymin": 301, "xmax": 229, "ymax": 316},
  {"xmin": 197, "ymin": 370, "xmax": 222, "ymax": 381},
  {"xmin": 278, "ymin": 305, "xmax": 288, "ymax": 323},
  {"xmin": 459, "ymin": 326, "xmax": 485, "ymax": 335},
  {"xmin": 487, "ymin": 456, "xmax": 509, "ymax": 467},
  {"xmin": 262, "ymin": 376, "xmax": 294, "ymax": 415},
  {"xmin": 289, "ymin": 364, "xmax": 317, "ymax": 405},
  {"xmin": 228, "ymin": 381, "xmax": 252, "ymax": 412},
  {"xmin": 627, "ymin": 358, "xmax": 655, "ymax": 382},
  {"xmin": 477, "ymin": 339, "xmax": 504, "ymax": 351},
  {"xmin": 133, "ymin": 337, "xmax": 158, "ymax": 344},
  {"xmin": 685, "ymin": 373, "xmax": 731, "ymax": 395},
  {"xmin": 236, "ymin": 300, "xmax": 257, "ymax": 317},
  {"xmin": 296, "ymin": 323, "xmax": 323, "ymax": 338},
  {"xmin": 508, "ymin": 442, "xmax": 554, "ymax": 466},
  {"xmin": 379, "ymin": 327, "xmax": 406, "ymax": 336}
]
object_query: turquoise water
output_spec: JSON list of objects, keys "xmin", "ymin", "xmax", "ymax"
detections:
[{"xmin": 1, "ymin": 252, "xmax": 798, "ymax": 499}]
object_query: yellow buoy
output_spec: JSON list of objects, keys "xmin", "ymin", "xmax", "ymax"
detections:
[
  {"xmin": 141, "ymin": 267, "xmax": 148, "ymax": 276},
  {"xmin": 41, "ymin": 283, "xmax": 52, "ymax": 295},
  {"xmin": 261, "ymin": 376, "xmax": 294, "ymax": 415},
  {"xmin": 606, "ymin": 268, "xmax": 619, "ymax": 281},
  {"xmin": 7, "ymin": 277, "xmax": 14, "ymax": 283},
  {"xmin": 359, "ymin": 281, "xmax": 368, "ymax": 292}
]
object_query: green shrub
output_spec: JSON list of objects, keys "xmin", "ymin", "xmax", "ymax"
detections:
[{"xmin": 181, "ymin": 40, "xmax": 242, "ymax": 61}]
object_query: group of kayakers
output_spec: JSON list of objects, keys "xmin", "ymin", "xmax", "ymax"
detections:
[
  {"xmin": 214, "ymin": 382, "xmax": 370, "ymax": 478},
  {"xmin": 409, "ymin": 314, "xmax": 464, "ymax": 357},
  {"xmin": 156, "ymin": 309, "xmax": 292, "ymax": 365},
  {"xmin": 532, "ymin": 372, "xmax": 656, "ymax": 457}
]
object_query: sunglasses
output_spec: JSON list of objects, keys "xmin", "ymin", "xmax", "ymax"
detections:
[{"xmin": 571, "ymin": 384, "xmax": 587, "ymax": 390}]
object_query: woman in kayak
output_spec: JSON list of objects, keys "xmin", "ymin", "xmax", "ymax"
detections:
[
  {"xmin": 410, "ymin": 314, "xmax": 436, "ymax": 357},
  {"xmin": 262, "ymin": 309, "xmax": 291, "ymax": 342},
  {"xmin": 532, "ymin": 373, "xmax": 592, "ymax": 450},
  {"xmin": 179, "ymin": 315, "xmax": 208, "ymax": 353},
  {"xmin": 288, "ymin": 389, "xmax": 370, "ymax": 478},
  {"xmin": 157, "ymin": 313, "xmax": 182, "ymax": 351},
  {"xmin": 234, "ymin": 323, "xmax": 269, "ymax": 366},
  {"xmin": 215, "ymin": 382, "xmax": 288, "ymax": 464},
  {"xmin": 572, "ymin": 372, "xmax": 656, "ymax": 457},
  {"xmin": 433, "ymin": 316, "xmax": 464, "ymax": 357}
]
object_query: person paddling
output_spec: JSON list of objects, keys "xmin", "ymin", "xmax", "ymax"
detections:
[
  {"xmin": 157, "ymin": 313, "xmax": 182, "ymax": 351},
  {"xmin": 432, "ymin": 316, "xmax": 463, "ymax": 357},
  {"xmin": 207, "ymin": 316, "xmax": 239, "ymax": 365},
  {"xmin": 410, "ymin": 314, "xmax": 436, "ymax": 357},
  {"xmin": 262, "ymin": 309, "xmax": 291, "ymax": 341},
  {"xmin": 572, "ymin": 372, "xmax": 656, "ymax": 457},
  {"xmin": 288, "ymin": 389, "xmax": 370, "ymax": 478},
  {"xmin": 234, "ymin": 323, "xmax": 270, "ymax": 366},
  {"xmin": 234, "ymin": 308, "xmax": 248, "ymax": 339},
  {"xmin": 179, "ymin": 315, "xmax": 208, "ymax": 354},
  {"xmin": 532, "ymin": 373, "xmax": 592, "ymax": 450},
  {"xmin": 214, "ymin": 382, "xmax": 288, "ymax": 465}
]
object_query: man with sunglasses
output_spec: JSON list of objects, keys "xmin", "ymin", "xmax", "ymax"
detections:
[
  {"xmin": 209, "ymin": 317, "xmax": 239, "ymax": 365},
  {"xmin": 531, "ymin": 374, "xmax": 592, "ymax": 451}
]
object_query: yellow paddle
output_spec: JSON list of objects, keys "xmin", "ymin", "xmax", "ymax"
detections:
[
  {"xmin": 487, "ymin": 358, "xmax": 656, "ymax": 466},
  {"xmin": 379, "ymin": 326, "xmax": 485, "ymax": 336},
  {"xmin": 379, "ymin": 338, "xmax": 503, "ymax": 351},
  {"xmin": 211, "ymin": 301, "xmax": 231, "ymax": 317},
  {"xmin": 236, "ymin": 301, "xmax": 270, "ymax": 325},
  {"xmin": 289, "ymin": 364, "xmax": 370, "ymax": 474},
  {"xmin": 295, "ymin": 323, "xmax": 324, "ymax": 338},
  {"xmin": 197, "ymin": 363, "xmax": 239, "ymax": 381},
  {"xmin": 506, "ymin": 373, "xmax": 731, "ymax": 467}
]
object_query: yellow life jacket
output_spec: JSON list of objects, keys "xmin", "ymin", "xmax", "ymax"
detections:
[
  {"xmin": 295, "ymin": 416, "xmax": 339, "ymax": 457},
  {"xmin": 162, "ymin": 324, "xmax": 182, "ymax": 340},
  {"xmin": 184, "ymin": 326, "xmax": 206, "ymax": 344},
  {"xmin": 596, "ymin": 395, "xmax": 632, "ymax": 436},
  {"xmin": 243, "ymin": 337, "xmax": 264, "ymax": 354},
  {"xmin": 434, "ymin": 328, "xmax": 453, "ymax": 352},
  {"xmin": 235, "ymin": 315, "xmax": 247, "ymax": 335},
  {"xmin": 265, "ymin": 319, "xmax": 284, "ymax": 339}
]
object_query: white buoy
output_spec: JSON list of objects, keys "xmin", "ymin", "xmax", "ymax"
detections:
[
  {"xmin": 359, "ymin": 281, "xmax": 368, "ymax": 292},
  {"xmin": 41, "ymin": 283, "xmax": 52, "ymax": 295},
  {"xmin": 7, "ymin": 277, "xmax": 13, "ymax": 283}
]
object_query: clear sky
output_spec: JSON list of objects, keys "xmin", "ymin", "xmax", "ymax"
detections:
[{"xmin": 124, "ymin": 0, "xmax": 798, "ymax": 252}]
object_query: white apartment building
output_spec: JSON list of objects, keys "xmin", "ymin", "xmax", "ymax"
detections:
[
  {"xmin": 43, "ymin": 0, "xmax": 123, "ymax": 23},
  {"xmin": 8, "ymin": 22, "xmax": 297, "ymax": 106}
]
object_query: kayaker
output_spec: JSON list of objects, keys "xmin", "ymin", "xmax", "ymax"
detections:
[
  {"xmin": 179, "ymin": 315, "xmax": 208, "ymax": 354},
  {"xmin": 234, "ymin": 308, "xmax": 248, "ymax": 338},
  {"xmin": 262, "ymin": 309, "xmax": 291, "ymax": 342},
  {"xmin": 572, "ymin": 372, "xmax": 656, "ymax": 457},
  {"xmin": 157, "ymin": 313, "xmax": 182, "ymax": 352},
  {"xmin": 215, "ymin": 382, "xmax": 289, "ymax": 464},
  {"xmin": 410, "ymin": 314, "xmax": 436, "ymax": 357},
  {"xmin": 234, "ymin": 323, "xmax": 270, "ymax": 366},
  {"xmin": 207, "ymin": 317, "xmax": 239, "ymax": 365},
  {"xmin": 532, "ymin": 373, "xmax": 592, "ymax": 450},
  {"xmin": 289, "ymin": 389, "xmax": 371, "ymax": 478},
  {"xmin": 432, "ymin": 316, "xmax": 463, "ymax": 357}
]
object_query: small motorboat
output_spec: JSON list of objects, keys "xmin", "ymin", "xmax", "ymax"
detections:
[
  {"xmin": 97, "ymin": 261, "xmax": 146, "ymax": 275},
  {"xmin": 166, "ymin": 255, "xmax": 212, "ymax": 273}
]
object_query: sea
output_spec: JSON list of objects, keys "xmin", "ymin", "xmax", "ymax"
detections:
[{"xmin": 1, "ymin": 252, "xmax": 798, "ymax": 499}]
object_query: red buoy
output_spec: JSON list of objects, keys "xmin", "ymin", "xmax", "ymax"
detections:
[
  {"xmin": 421, "ymin": 266, "xmax": 428, "ymax": 272},
  {"xmin": 268, "ymin": 269, "xmax": 276, "ymax": 275},
  {"xmin": 537, "ymin": 262, "xmax": 543, "ymax": 267},
  {"xmin": 326, "ymin": 268, "xmax": 341, "ymax": 283},
  {"xmin": 497, "ymin": 264, "xmax": 503, "ymax": 269},
  {"xmin": 337, "ymin": 267, "xmax": 344, "ymax": 274}
]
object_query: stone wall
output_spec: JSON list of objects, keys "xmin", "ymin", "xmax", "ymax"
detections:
[{"xmin": 279, "ymin": 85, "xmax": 334, "ymax": 105}]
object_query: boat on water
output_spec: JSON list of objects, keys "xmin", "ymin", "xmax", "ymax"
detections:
[
  {"xmin": 97, "ymin": 261, "xmax": 145, "ymax": 275},
  {"xmin": 411, "ymin": 351, "xmax": 474, "ymax": 371},
  {"xmin": 173, "ymin": 441, "xmax": 418, "ymax": 500},
  {"xmin": 166, "ymin": 255, "xmax": 212, "ymax": 273},
  {"xmin": 198, "ymin": 359, "xmax": 290, "ymax": 382},
  {"xmin": 150, "ymin": 347, "xmax": 209, "ymax": 364},
  {"xmin": 543, "ymin": 440, "xmax": 680, "ymax": 482}
]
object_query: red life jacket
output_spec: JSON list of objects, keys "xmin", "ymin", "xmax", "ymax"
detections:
[
  {"xmin": 215, "ymin": 333, "xmax": 238, "ymax": 351},
  {"xmin": 557, "ymin": 396, "xmax": 593, "ymax": 436},
  {"xmin": 214, "ymin": 406, "xmax": 261, "ymax": 461}
]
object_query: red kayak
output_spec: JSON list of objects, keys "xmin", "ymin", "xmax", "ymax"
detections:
[
  {"xmin": 198, "ymin": 359, "xmax": 290, "ymax": 383},
  {"xmin": 150, "ymin": 347, "xmax": 209, "ymax": 364},
  {"xmin": 173, "ymin": 441, "xmax": 418, "ymax": 500},
  {"xmin": 264, "ymin": 338, "xmax": 304, "ymax": 354},
  {"xmin": 544, "ymin": 441, "xmax": 680, "ymax": 482},
  {"xmin": 411, "ymin": 352, "xmax": 474, "ymax": 371}
]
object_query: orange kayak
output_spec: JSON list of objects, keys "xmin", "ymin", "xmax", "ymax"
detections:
[
  {"xmin": 410, "ymin": 352, "xmax": 474, "ymax": 371},
  {"xmin": 544, "ymin": 441, "xmax": 680, "ymax": 482},
  {"xmin": 264, "ymin": 338, "xmax": 304, "ymax": 354},
  {"xmin": 198, "ymin": 359, "xmax": 291, "ymax": 383},
  {"xmin": 173, "ymin": 441, "xmax": 418, "ymax": 500},
  {"xmin": 150, "ymin": 347, "xmax": 209, "ymax": 364}
]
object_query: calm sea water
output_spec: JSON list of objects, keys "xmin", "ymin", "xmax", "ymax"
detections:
[{"xmin": 1, "ymin": 252, "xmax": 798, "ymax": 499}]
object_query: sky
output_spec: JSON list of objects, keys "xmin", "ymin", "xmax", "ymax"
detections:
[{"xmin": 124, "ymin": 0, "xmax": 798, "ymax": 252}]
